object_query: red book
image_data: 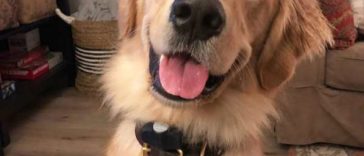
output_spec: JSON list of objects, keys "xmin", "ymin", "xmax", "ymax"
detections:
[
  {"xmin": 0, "ymin": 46, "xmax": 48, "ymax": 68},
  {"xmin": 1, "ymin": 58, "xmax": 49, "ymax": 80}
]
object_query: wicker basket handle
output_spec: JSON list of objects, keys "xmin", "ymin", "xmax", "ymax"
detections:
[{"xmin": 55, "ymin": 8, "xmax": 75, "ymax": 24}]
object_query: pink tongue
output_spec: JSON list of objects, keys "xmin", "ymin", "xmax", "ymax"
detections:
[{"xmin": 159, "ymin": 55, "xmax": 209, "ymax": 99}]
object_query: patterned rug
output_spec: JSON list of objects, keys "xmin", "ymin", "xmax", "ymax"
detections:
[{"xmin": 289, "ymin": 145, "xmax": 364, "ymax": 156}]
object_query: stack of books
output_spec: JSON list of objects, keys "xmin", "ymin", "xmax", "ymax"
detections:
[
  {"xmin": 0, "ymin": 46, "xmax": 63, "ymax": 80},
  {"xmin": 0, "ymin": 28, "xmax": 64, "ymax": 100},
  {"xmin": 0, "ymin": 28, "xmax": 63, "ymax": 80}
]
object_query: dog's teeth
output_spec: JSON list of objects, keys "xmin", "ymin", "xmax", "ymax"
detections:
[
  {"xmin": 153, "ymin": 122, "xmax": 169, "ymax": 133},
  {"xmin": 160, "ymin": 55, "xmax": 165, "ymax": 63}
]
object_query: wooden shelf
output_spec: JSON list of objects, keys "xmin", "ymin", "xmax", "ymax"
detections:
[
  {"xmin": 0, "ymin": 0, "xmax": 74, "ymax": 153},
  {"xmin": 0, "ymin": 16, "xmax": 57, "ymax": 41},
  {"xmin": 0, "ymin": 8, "xmax": 75, "ymax": 122},
  {"xmin": 0, "ymin": 62, "xmax": 68, "ymax": 120}
]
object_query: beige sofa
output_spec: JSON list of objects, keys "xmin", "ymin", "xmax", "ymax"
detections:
[{"xmin": 275, "ymin": 37, "xmax": 364, "ymax": 148}]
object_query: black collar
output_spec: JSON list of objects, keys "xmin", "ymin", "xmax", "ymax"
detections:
[{"xmin": 135, "ymin": 122, "xmax": 224, "ymax": 156}]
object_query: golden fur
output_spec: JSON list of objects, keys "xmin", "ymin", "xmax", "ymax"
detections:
[{"xmin": 101, "ymin": 0, "xmax": 333, "ymax": 155}]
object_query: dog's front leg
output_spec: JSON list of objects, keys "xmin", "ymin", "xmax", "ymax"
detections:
[{"xmin": 106, "ymin": 120, "xmax": 142, "ymax": 156}]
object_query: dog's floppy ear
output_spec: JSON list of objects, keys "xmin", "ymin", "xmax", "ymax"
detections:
[
  {"xmin": 119, "ymin": 0, "xmax": 138, "ymax": 38},
  {"xmin": 257, "ymin": 0, "xmax": 333, "ymax": 91}
]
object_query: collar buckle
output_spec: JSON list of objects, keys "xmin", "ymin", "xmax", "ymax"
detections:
[
  {"xmin": 200, "ymin": 142, "xmax": 208, "ymax": 156},
  {"xmin": 141, "ymin": 143, "xmax": 184, "ymax": 156},
  {"xmin": 141, "ymin": 143, "xmax": 151, "ymax": 156},
  {"xmin": 177, "ymin": 149, "xmax": 184, "ymax": 156},
  {"xmin": 141, "ymin": 142, "xmax": 209, "ymax": 156}
]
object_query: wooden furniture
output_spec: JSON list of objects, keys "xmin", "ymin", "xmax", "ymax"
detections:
[{"xmin": 0, "ymin": 1, "xmax": 75, "ymax": 155}]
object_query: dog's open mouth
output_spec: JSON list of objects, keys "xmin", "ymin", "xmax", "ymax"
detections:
[{"xmin": 149, "ymin": 48, "xmax": 224, "ymax": 102}]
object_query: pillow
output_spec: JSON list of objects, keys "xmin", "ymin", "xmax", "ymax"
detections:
[
  {"xmin": 350, "ymin": 0, "xmax": 363, "ymax": 27},
  {"xmin": 320, "ymin": 0, "xmax": 358, "ymax": 49},
  {"xmin": 349, "ymin": 0, "xmax": 364, "ymax": 34},
  {"xmin": 0, "ymin": 0, "xmax": 19, "ymax": 31}
]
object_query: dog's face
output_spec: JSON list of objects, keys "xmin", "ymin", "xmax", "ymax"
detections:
[
  {"xmin": 146, "ymin": 0, "xmax": 272, "ymax": 76},
  {"xmin": 144, "ymin": 0, "xmax": 279, "ymax": 106},
  {"xmin": 115, "ymin": 0, "xmax": 332, "ymax": 107},
  {"xmin": 103, "ymin": 0, "xmax": 333, "ymax": 147}
]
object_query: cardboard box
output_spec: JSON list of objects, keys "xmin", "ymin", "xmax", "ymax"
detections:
[{"xmin": 8, "ymin": 28, "xmax": 41, "ymax": 52}]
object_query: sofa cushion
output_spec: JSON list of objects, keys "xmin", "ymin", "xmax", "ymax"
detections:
[
  {"xmin": 320, "ymin": 0, "xmax": 357, "ymax": 49},
  {"xmin": 276, "ymin": 52, "xmax": 364, "ymax": 148},
  {"xmin": 349, "ymin": 0, "xmax": 364, "ymax": 34},
  {"xmin": 326, "ymin": 42, "xmax": 364, "ymax": 92},
  {"xmin": 349, "ymin": 0, "xmax": 364, "ymax": 30},
  {"xmin": 276, "ymin": 85, "xmax": 364, "ymax": 148}
]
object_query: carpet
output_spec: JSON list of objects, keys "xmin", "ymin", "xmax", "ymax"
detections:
[{"xmin": 289, "ymin": 145, "xmax": 364, "ymax": 156}]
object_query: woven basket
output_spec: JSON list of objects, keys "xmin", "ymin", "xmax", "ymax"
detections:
[
  {"xmin": 75, "ymin": 46, "xmax": 116, "ymax": 75},
  {"xmin": 72, "ymin": 20, "xmax": 119, "ymax": 50},
  {"xmin": 56, "ymin": 9, "xmax": 118, "ymax": 94},
  {"xmin": 75, "ymin": 70, "xmax": 102, "ymax": 96},
  {"xmin": 72, "ymin": 21, "xmax": 117, "ymax": 94}
]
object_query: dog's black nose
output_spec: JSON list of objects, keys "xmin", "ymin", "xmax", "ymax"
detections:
[{"xmin": 170, "ymin": 0, "xmax": 225, "ymax": 41}]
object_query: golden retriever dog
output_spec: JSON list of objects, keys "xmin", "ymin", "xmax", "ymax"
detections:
[{"xmin": 101, "ymin": 0, "xmax": 333, "ymax": 155}]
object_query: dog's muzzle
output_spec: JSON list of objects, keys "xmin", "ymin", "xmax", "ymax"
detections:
[{"xmin": 148, "ymin": 0, "xmax": 231, "ymax": 103}]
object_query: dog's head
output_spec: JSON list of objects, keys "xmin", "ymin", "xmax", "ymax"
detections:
[
  {"xmin": 113, "ymin": 0, "xmax": 332, "ymax": 106},
  {"xmin": 102, "ymin": 0, "xmax": 332, "ymax": 146}
]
